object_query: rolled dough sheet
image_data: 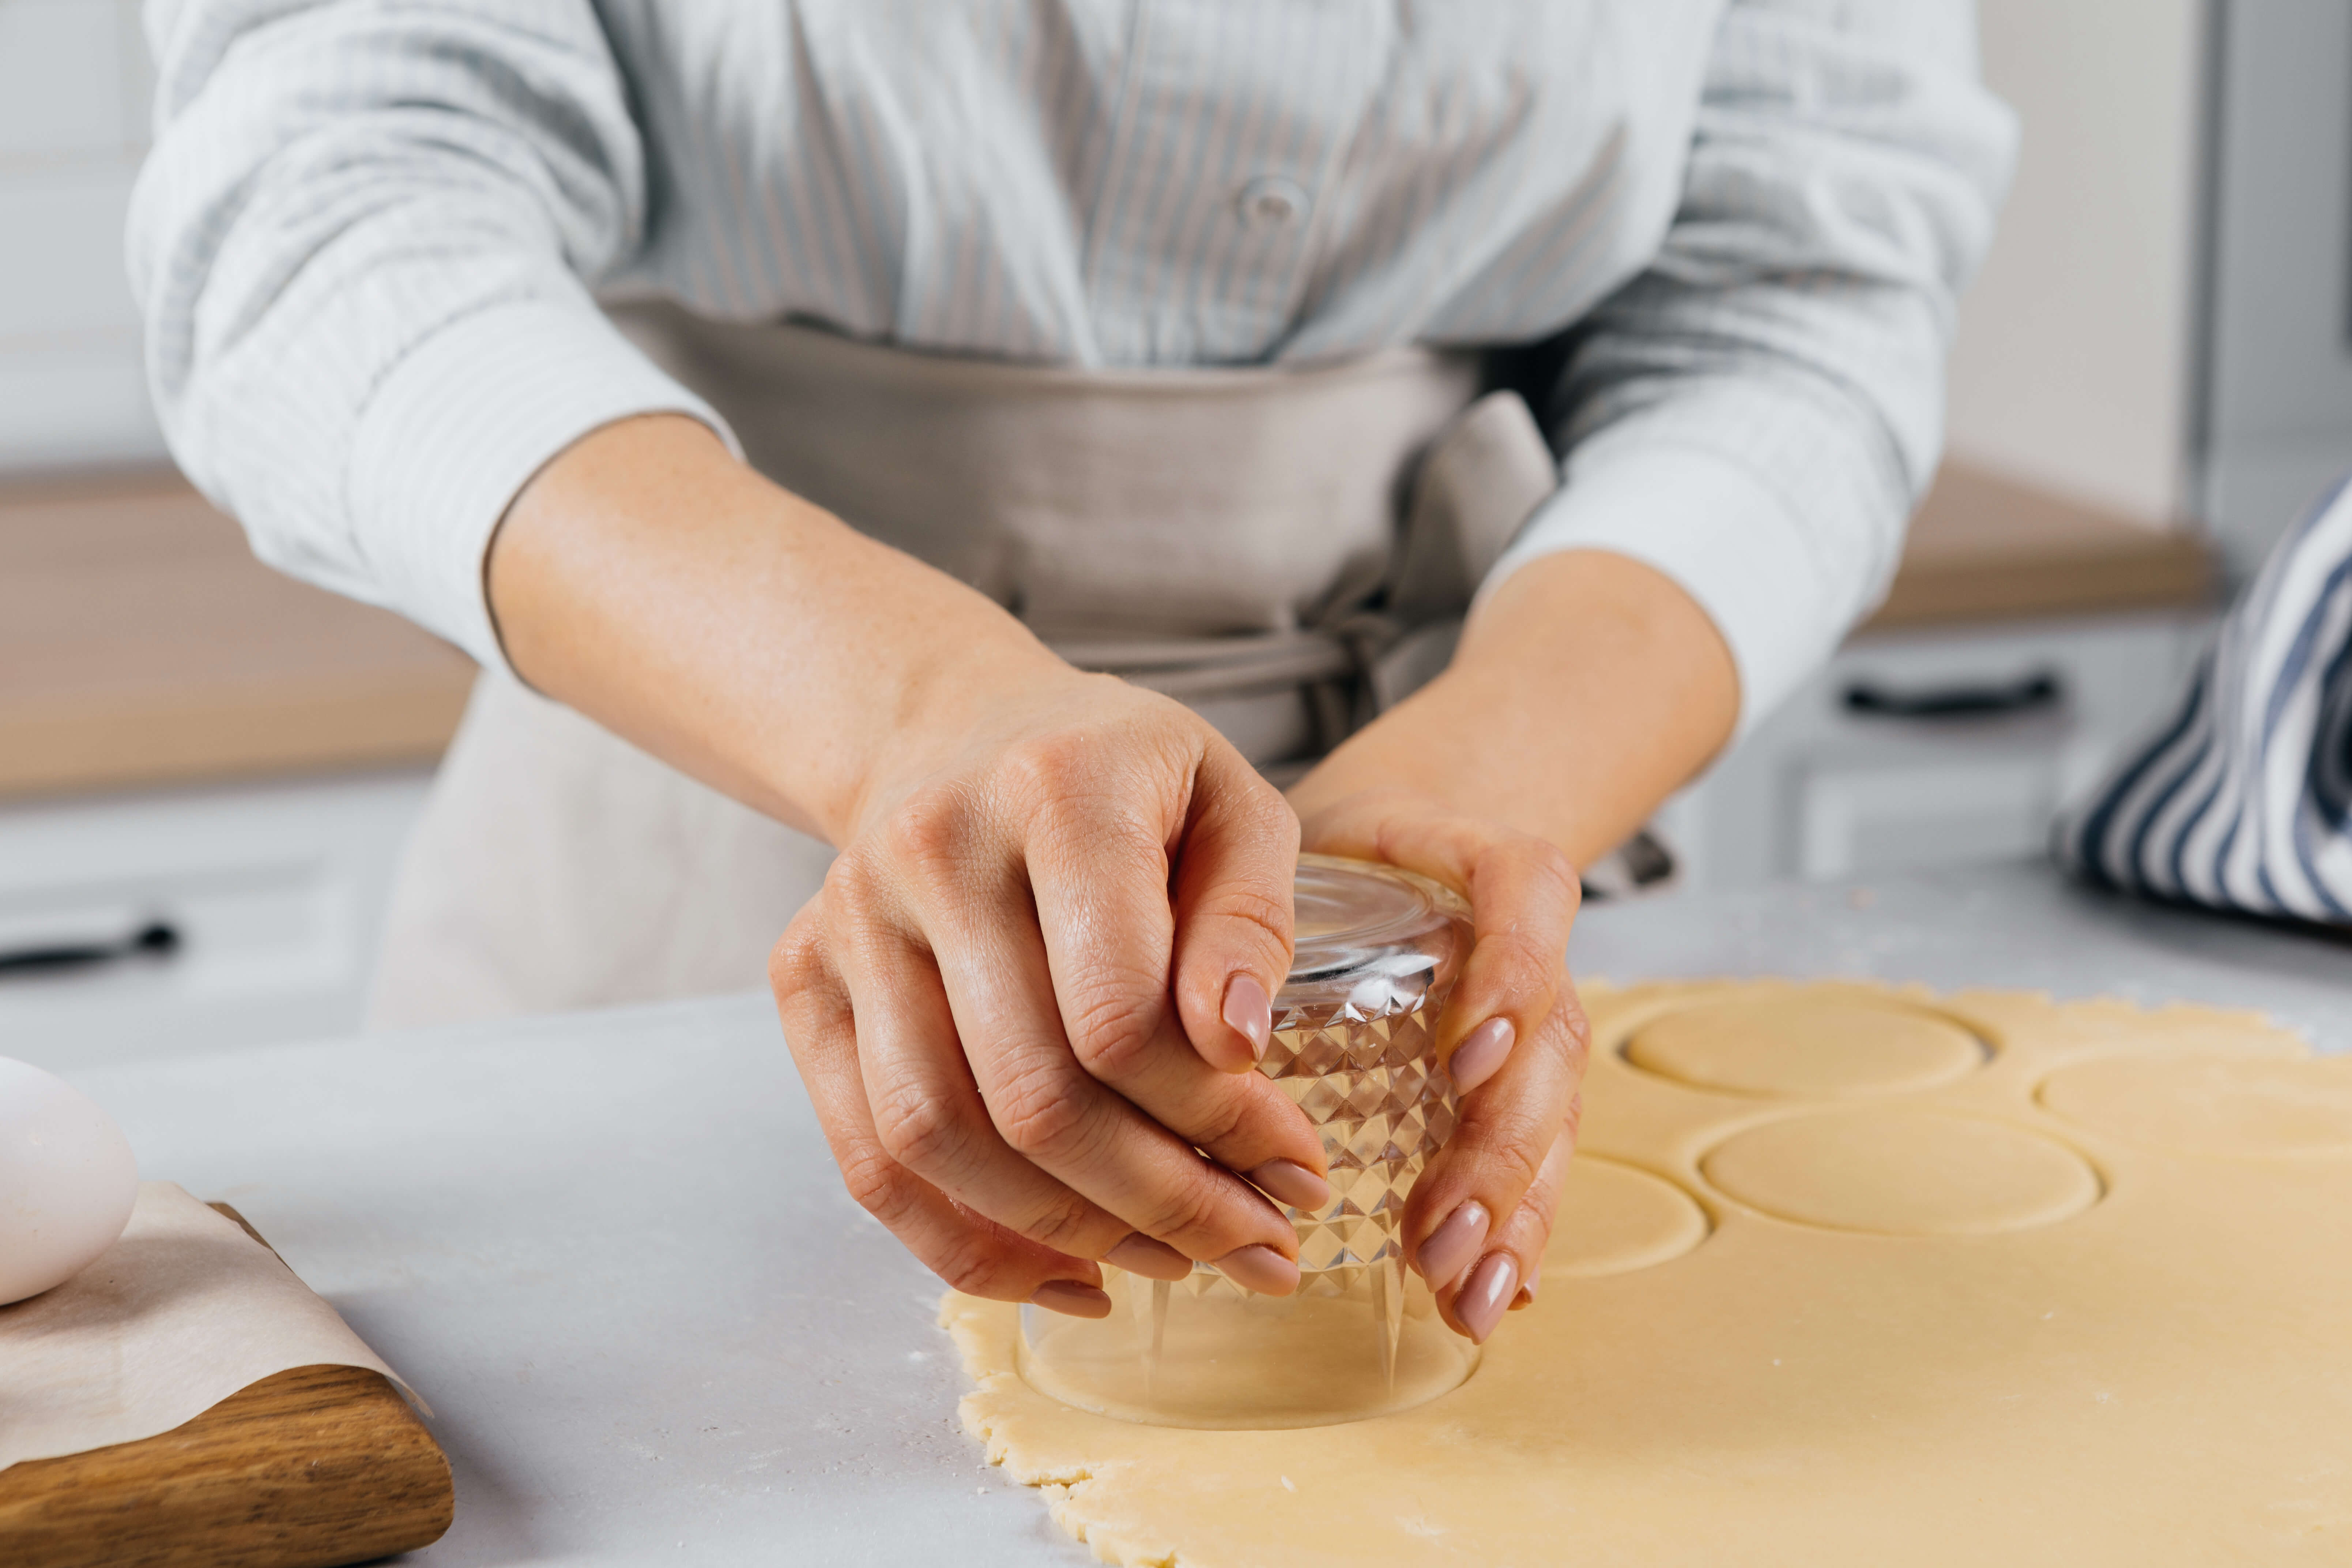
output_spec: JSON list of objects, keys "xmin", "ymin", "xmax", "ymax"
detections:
[{"xmin": 945, "ymin": 981, "xmax": 2352, "ymax": 1566}]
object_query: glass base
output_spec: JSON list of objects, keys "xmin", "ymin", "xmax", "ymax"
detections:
[{"xmin": 1016, "ymin": 1262, "xmax": 1480, "ymax": 1429}]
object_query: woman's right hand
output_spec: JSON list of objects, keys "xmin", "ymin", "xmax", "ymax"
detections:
[
  {"xmin": 486, "ymin": 414, "xmax": 1329, "ymax": 1315},
  {"xmin": 767, "ymin": 662, "xmax": 1334, "ymax": 1317}
]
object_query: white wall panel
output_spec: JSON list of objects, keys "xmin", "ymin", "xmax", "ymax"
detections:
[
  {"xmin": 0, "ymin": 0, "xmax": 127, "ymax": 162},
  {"xmin": 0, "ymin": 345, "xmax": 164, "ymax": 467},
  {"xmin": 1943, "ymin": 0, "xmax": 2203, "ymax": 528},
  {"xmin": 0, "ymin": 165, "xmax": 140, "ymax": 339}
]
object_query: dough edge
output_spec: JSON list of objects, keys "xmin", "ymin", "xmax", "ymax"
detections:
[
  {"xmin": 938, "ymin": 980, "xmax": 2323, "ymax": 1568},
  {"xmin": 943, "ymin": 1292, "xmax": 1186, "ymax": 1567}
]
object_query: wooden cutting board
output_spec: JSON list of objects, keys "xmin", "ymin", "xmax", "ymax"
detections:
[{"xmin": 0, "ymin": 1206, "xmax": 454, "ymax": 1568}]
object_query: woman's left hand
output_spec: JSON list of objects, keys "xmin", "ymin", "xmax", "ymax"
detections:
[{"xmin": 1291, "ymin": 788, "xmax": 1588, "ymax": 1345}]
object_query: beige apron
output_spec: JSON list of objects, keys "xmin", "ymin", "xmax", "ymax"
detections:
[{"xmin": 366, "ymin": 305, "xmax": 1561, "ymax": 1028}]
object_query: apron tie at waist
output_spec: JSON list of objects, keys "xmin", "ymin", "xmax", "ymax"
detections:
[{"xmin": 1049, "ymin": 387, "xmax": 1564, "ymax": 773}]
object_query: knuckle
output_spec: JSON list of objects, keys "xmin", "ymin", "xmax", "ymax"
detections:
[
  {"xmin": 883, "ymin": 785, "xmax": 975, "ymax": 870},
  {"xmin": 1063, "ymin": 981, "xmax": 1163, "ymax": 1082},
  {"xmin": 1459, "ymin": 1100, "xmax": 1553, "ymax": 1192},
  {"xmin": 1486, "ymin": 932, "xmax": 1558, "ymax": 998},
  {"xmin": 839, "ymin": 1147, "xmax": 920, "ymax": 1229},
  {"xmin": 1524, "ymin": 838, "xmax": 1580, "ymax": 902},
  {"xmin": 1004, "ymin": 732, "xmax": 1098, "ymax": 806},
  {"xmin": 991, "ymin": 1062, "xmax": 1093, "ymax": 1164},
  {"xmin": 1207, "ymin": 881, "xmax": 1294, "ymax": 949},
  {"xmin": 1226, "ymin": 766, "xmax": 1303, "ymax": 840},
  {"xmin": 821, "ymin": 845, "xmax": 886, "ymax": 915},
  {"xmin": 1021, "ymin": 1191, "xmax": 1101, "ymax": 1255},
  {"xmin": 766, "ymin": 913, "xmax": 826, "ymax": 1000},
  {"xmin": 931, "ymin": 1232, "xmax": 1014, "ymax": 1298},
  {"xmin": 871, "ymin": 1086, "xmax": 971, "ymax": 1177},
  {"xmin": 1138, "ymin": 1173, "xmax": 1229, "ymax": 1248},
  {"xmin": 1182, "ymin": 1092, "xmax": 1252, "ymax": 1159},
  {"xmin": 1555, "ymin": 999, "xmax": 1594, "ymax": 1064},
  {"xmin": 1485, "ymin": 1128, "xmax": 1549, "ymax": 1195}
]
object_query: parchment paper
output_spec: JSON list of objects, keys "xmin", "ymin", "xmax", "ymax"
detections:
[{"xmin": 0, "ymin": 1181, "xmax": 416, "ymax": 1470}]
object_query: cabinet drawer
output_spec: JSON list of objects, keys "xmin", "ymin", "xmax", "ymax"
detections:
[{"xmin": 0, "ymin": 771, "xmax": 432, "ymax": 1071}]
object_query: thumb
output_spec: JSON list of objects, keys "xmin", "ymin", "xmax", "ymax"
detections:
[{"xmin": 1168, "ymin": 740, "xmax": 1300, "ymax": 1074}]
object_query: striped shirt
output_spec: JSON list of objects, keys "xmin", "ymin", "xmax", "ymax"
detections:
[
  {"xmin": 129, "ymin": 1, "xmax": 2013, "ymax": 731},
  {"xmin": 2058, "ymin": 474, "xmax": 2352, "ymax": 923}
]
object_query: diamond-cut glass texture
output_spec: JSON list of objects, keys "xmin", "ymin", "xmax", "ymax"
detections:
[{"xmin": 1191, "ymin": 982, "xmax": 1459, "ymax": 1298}]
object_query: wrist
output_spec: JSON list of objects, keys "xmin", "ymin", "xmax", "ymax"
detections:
[
  {"xmin": 1290, "ymin": 550, "xmax": 1736, "ymax": 863},
  {"xmin": 831, "ymin": 622, "xmax": 1083, "ymax": 843}
]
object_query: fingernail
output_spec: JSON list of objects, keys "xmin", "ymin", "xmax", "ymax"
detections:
[
  {"xmin": 1222, "ymin": 974, "xmax": 1273, "ymax": 1062},
  {"xmin": 1030, "ymin": 1281, "xmax": 1113, "ymax": 1319},
  {"xmin": 1456, "ymin": 1251, "xmax": 1519, "ymax": 1344},
  {"xmin": 1214, "ymin": 1243, "xmax": 1300, "ymax": 1296},
  {"xmin": 1248, "ymin": 1159, "xmax": 1332, "ymax": 1211},
  {"xmin": 1105, "ymin": 1233, "xmax": 1194, "ymax": 1282},
  {"xmin": 1447, "ymin": 1017, "xmax": 1516, "ymax": 1094},
  {"xmin": 1415, "ymin": 1200, "xmax": 1489, "ymax": 1292},
  {"xmin": 1511, "ymin": 1270, "xmax": 1540, "ymax": 1310}
]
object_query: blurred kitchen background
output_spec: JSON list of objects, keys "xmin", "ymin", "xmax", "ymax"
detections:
[{"xmin": 4, "ymin": 0, "xmax": 2349, "ymax": 1067}]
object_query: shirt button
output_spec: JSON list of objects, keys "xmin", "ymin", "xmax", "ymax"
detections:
[{"xmin": 1236, "ymin": 176, "xmax": 1309, "ymax": 230}]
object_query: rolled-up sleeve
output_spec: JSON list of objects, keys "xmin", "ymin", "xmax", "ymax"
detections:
[
  {"xmin": 1482, "ymin": 0, "xmax": 2017, "ymax": 734},
  {"xmin": 128, "ymin": 0, "xmax": 735, "ymax": 671}
]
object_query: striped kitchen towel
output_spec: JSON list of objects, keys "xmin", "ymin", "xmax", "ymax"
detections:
[{"xmin": 2055, "ymin": 471, "xmax": 2352, "ymax": 922}]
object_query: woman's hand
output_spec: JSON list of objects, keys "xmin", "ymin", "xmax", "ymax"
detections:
[
  {"xmin": 490, "ymin": 417, "xmax": 1331, "ymax": 1320},
  {"xmin": 1294, "ymin": 788, "xmax": 1590, "ymax": 1345},
  {"xmin": 768, "ymin": 665, "xmax": 1334, "ymax": 1318}
]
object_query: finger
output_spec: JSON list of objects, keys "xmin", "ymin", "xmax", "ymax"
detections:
[
  {"xmin": 1070, "ymin": 1008, "xmax": 1335, "ymax": 1210},
  {"xmin": 1401, "ymin": 983, "xmax": 1591, "ymax": 1301},
  {"xmin": 896, "ymin": 846, "xmax": 1307, "ymax": 1287},
  {"xmin": 1165, "ymin": 739, "xmax": 1301, "ymax": 1074},
  {"xmin": 766, "ymin": 907, "xmax": 1115, "ymax": 1312},
  {"xmin": 1016, "ymin": 751, "xmax": 1327, "ymax": 1193},
  {"xmin": 1434, "ymin": 1126, "xmax": 1574, "ymax": 1343},
  {"xmin": 828, "ymin": 897, "xmax": 1151, "ymax": 1269},
  {"xmin": 1299, "ymin": 792, "xmax": 1581, "ymax": 1092},
  {"xmin": 1300, "ymin": 791, "xmax": 1586, "ymax": 1299}
]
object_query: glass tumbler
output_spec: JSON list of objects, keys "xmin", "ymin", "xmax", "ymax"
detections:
[{"xmin": 1015, "ymin": 853, "xmax": 1481, "ymax": 1428}]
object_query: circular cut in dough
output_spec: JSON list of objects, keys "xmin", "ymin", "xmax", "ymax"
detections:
[
  {"xmin": 1700, "ymin": 1109, "xmax": 2100, "ymax": 1235},
  {"xmin": 1625, "ymin": 995, "xmax": 1985, "ymax": 1098},
  {"xmin": 2038, "ymin": 1054, "xmax": 2352, "ymax": 1157},
  {"xmin": 1545, "ymin": 1157, "xmax": 1710, "ymax": 1278}
]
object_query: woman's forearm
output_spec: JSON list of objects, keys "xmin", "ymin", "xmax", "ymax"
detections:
[
  {"xmin": 486, "ymin": 413, "xmax": 1071, "ymax": 844},
  {"xmin": 1288, "ymin": 550, "xmax": 1740, "ymax": 866}
]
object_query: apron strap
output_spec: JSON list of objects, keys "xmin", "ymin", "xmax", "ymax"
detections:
[{"xmin": 1054, "ymin": 388, "xmax": 1561, "ymax": 770}]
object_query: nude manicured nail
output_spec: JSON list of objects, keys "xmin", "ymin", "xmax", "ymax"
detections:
[
  {"xmin": 1416, "ymin": 1200, "xmax": 1490, "ymax": 1292},
  {"xmin": 1248, "ymin": 1159, "xmax": 1332, "ymax": 1211},
  {"xmin": 1030, "ymin": 1281, "xmax": 1113, "ymax": 1319},
  {"xmin": 1447, "ymin": 1017, "xmax": 1516, "ymax": 1094},
  {"xmin": 1214, "ymin": 1243, "xmax": 1300, "ymax": 1296},
  {"xmin": 1511, "ymin": 1270, "xmax": 1540, "ymax": 1311},
  {"xmin": 1222, "ymin": 974, "xmax": 1273, "ymax": 1062},
  {"xmin": 1105, "ymin": 1233, "xmax": 1195, "ymax": 1282},
  {"xmin": 1456, "ymin": 1251, "xmax": 1519, "ymax": 1344}
]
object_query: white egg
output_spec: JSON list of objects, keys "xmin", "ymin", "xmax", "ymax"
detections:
[{"xmin": 0, "ymin": 1056, "xmax": 139, "ymax": 1306}]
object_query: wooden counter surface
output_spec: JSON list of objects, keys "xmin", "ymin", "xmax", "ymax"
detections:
[
  {"xmin": 0, "ymin": 474, "xmax": 474, "ymax": 803},
  {"xmin": 1862, "ymin": 460, "xmax": 2215, "ymax": 630},
  {"xmin": 0, "ymin": 459, "xmax": 2214, "ymax": 804}
]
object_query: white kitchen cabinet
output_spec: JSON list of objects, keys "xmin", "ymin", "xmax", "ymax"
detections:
[
  {"xmin": 0, "ymin": 769, "xmax": 433, "ymax": 1073},
  {"xmin": 1660, "ymin": 611, "xmax": 2210, "ymax": 893}
]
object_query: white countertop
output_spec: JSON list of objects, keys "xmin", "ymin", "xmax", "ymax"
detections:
[{"xmin": 55, "ymin": 861, "xmax": 2352, "ymax": 1565}]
